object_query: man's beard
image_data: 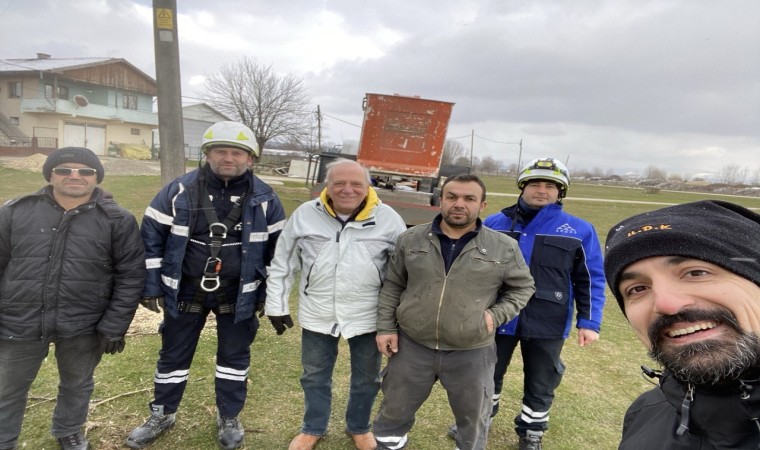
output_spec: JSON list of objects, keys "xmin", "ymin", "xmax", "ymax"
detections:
[{"xmin": 648, "ymin": 308, "xmax": 760, "ymax": 385}]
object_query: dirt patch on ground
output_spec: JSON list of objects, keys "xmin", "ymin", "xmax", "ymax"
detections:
[
  {"xmin": 127, "ymin": 306, "xmax": 216, "ymax": 336},
  {"xmin": 1, "ymin": 154, "xmax": 161, "ymax": 176}
]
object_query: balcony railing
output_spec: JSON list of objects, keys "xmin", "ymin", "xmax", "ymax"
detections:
[{"xmin": 20, "ymin": 98, "xmax": 157, "ymax": 126}]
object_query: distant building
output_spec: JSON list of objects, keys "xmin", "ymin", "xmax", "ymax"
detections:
[
  {"xmin": 0, "ymin": 53, "xmax": 157, "ymax": 155},
  {"xmin": 150, "ymin": 103, "xmax": 231, "ymax": 161}
]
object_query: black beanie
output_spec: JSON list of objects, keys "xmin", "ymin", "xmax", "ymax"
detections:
[
  {"xmin": 604, "ymin": 200, "xmax": 760, "ymax": 315},
  {"xmin": 43, "ymin": 147, "xmax": 105, "ymax": 184}
]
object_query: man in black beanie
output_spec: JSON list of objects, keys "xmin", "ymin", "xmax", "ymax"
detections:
[
  {"xmin": 604, "ymin": 200, "xmax": 760, "ymax": 449},
  {"xmin": 0, "ymin": 147, "xmax": 144, "ymax": 450}
]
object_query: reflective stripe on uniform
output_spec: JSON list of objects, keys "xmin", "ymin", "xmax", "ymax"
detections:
[
  {"xmin": 520, "ymin": 404, "xmax": 550, "ymax": 424},
  {"xmin": 161, "ymin": 274, "xmax": 179, "ymax": 290},
  {"xmin": 154, "ymin": 368, "xmax": 189, "ymax": 384},
  {"xmin": 248, "ymin": 232, "xmax": 268, "ymax": 242},
  {"xmin": 241, "ymin": 280, "xmax": 261, "ymax": 293},
  {"xmin": 145, "ymin": 257, "xmax": 162, "ymax": 269},
  {"xmin": 268, "ymin": 219, "xmax": 286, "ymax": 234},
  {"xmin": 144, "ymin": 206, "xmax": 174, "ymax": 225},
  {"xmin": 375, "ymin": 434, "xmax": 408, "ymax": 450},
  {"xmin": 216, "ymin": 365, "xmax": 249, "ymax": 382},
  {"xmin": 171, "ymin": 224, "xmax": 189, "ymax": 237}
]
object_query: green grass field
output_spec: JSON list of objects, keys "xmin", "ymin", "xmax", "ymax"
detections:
[{"xmin": 2, "ymin": 166, "xmax": 760, "ymax": 450}]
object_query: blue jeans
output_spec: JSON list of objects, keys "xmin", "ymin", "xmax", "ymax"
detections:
[
  {"xmin": 0, "ymin": 334, "xmax": 102, "ymax": 448},
  {"xmin": 300, "ymin": 329, "xmax": 381, "ymax": 436}
]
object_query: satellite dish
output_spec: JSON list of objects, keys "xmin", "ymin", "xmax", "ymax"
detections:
[{"xmin": 73, "ymin": 95, "xmax": 89, "ymax": 107}]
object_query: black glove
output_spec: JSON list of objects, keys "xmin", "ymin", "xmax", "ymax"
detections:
[
  {"xmin": 256, "ymin": 299, "xmax": 266, "ymax": 318},
  {"xmin": 100, "ymin": 334, "xmax": 126, "ymax": 355},
  {"xmin": 140, "ymin": 296, "xmax": 165, "ymax": 313},
  {"xmin": 268, "ymin": 315, "xmax": 294, "ymax": 335}
]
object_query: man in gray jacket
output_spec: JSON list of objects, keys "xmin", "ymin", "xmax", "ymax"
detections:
[
  {"xmin": 373, "ymin": 174, "xmax": 535, "ymax": 450},
  {"xmin": 0, "ymin": 147, "xmax": 145, "ymax": 450}
]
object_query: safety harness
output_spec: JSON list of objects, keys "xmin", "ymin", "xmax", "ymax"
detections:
[{"xmin": 178, "ymin": 176, "xmax": 247, "ymax": 315}]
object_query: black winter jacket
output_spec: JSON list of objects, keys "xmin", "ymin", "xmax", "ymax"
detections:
[
  {"xmin": 0, "ymin": 186, "xmax": 145, "ymax": 341},
  {"xmin": 620, "ymin": 370, "xmax": 760, "ymax": 449}
]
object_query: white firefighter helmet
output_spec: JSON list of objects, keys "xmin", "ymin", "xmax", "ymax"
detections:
[
  {"xmin": 200, "ymin": 121, "xmax": 259, "ymax": 157},
  {"xmin": 517, "ymin": 157, "xmax": 570, "ymax": 198}
]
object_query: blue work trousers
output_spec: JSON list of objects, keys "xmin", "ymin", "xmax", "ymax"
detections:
[
  {"xmin": 299, "ymin": 329, "xmax": 381, "ymax": 436},
  {"xmin": 151, "ymin": 309, "xmax": 258, "ymax": 417},
  {"xmin": 0, "ymin": 334, "xmax": 102, "ymax": 448},
  {"xmin": 493, "ymin": 334, "xmax": 565, "ymax": 436}
]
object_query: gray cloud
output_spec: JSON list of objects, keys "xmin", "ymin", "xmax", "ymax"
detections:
[{"xmin": 2, "ymin": 0, "xmax": 758, "ymax": 177}]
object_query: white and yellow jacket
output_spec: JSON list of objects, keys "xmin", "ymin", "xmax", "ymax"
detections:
[{"xmin": 265, "ymin": 188, "xmax": 406, "ymax": 338}]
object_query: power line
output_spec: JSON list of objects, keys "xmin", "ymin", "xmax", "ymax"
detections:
[
  {"xmin": 321, "ymin": 112, "xmax": 361, "ymax": 128},
  {"xmin": 473, "ymin": 133, "xmax": 520, "ymax": 145}
]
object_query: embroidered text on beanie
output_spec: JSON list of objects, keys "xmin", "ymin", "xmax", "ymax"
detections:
[{"xmin": 604, "ymin": 200, "xmax": 760, "ymax": 316}]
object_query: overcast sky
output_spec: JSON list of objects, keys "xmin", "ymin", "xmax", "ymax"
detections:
[{"xmin": 2, "ymin": 0, "xmax": 758, "ymax": 178}]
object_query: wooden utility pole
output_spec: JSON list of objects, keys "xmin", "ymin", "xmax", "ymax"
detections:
[{"xmin": 152, "ymin": 0, "xmax": 185, "ymax": 185}]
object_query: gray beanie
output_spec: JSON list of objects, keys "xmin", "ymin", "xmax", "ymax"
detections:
[
  {"xmin": 43, "ymin": 147, "xmax": 105, "ymax": 183},
  {"xmin": 604, "ymin": 200, "xmax": 760, "ymax": 316}
]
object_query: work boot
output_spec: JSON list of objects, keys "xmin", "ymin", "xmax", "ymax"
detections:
[
  {"xmin": 518, "ymin": 430, "xmax": 543, "ymax": 450},
  {"xmin": 57, "ymin": 431, "xmax": 89, "ymax": 450},
  {"xmin": 217, "ymin": 413, "xmax": 245, "ymax": 449},
  {"xmin": 346, "ymin": 431, "xmax": 377, "ymax": 450},
  {"xmin": 288, "ymin": 433, "xmax": 322, "ymax": 450},
  {"xmin": 126, "ymin": 405, "xmax": 176, "ymax": 449}
]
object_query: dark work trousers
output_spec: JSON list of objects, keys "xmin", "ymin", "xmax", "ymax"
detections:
[
  {"xmin": 373, "ymin": 332, "xmax": 496, "ymax": 450},
  {"xmin": 151, "ymin": 308, "xmax": 258, "ymax": 417},
  {"xmin": 493, "ymin": 334, "xmax": 565, "ymax": 437},
  {"xmin": 0, "ymin": 334, "xmax": 102, "ymax": 448}
]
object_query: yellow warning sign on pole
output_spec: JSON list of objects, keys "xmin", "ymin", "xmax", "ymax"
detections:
[{"xmin": 156, "ymin": 8, "xmax": 173, "ymax": 30}]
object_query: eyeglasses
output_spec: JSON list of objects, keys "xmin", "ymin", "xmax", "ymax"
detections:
[{"xmin": 51, "ymin": 167, "xmax": 98, "ymax": 177}]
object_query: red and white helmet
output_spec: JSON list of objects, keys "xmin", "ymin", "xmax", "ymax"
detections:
[
  {"xmin": 200, "ymin": 121, "xmax": 259, "ymax": 157},
  {"xmin": 517, "ymin": 158, "xmax": 570, "ymax": 198}
]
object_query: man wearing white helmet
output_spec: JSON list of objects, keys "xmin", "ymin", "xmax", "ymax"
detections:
[
  {"xmin": 127, "ymin": 121, "xmax": 286, "ymax": 449},
  {"xmin": 449, "ymin": 158, "xmax": 606, "ymax": 449}
]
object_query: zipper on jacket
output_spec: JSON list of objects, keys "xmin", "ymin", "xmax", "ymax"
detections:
[{"xmin": 433, "ymin": 242, "xmax": 474, "ymax": 349}]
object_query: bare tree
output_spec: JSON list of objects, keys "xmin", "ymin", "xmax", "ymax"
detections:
[
  {"xmin": 441, "ymin": 139, "xmax": 467, "ymax": 166},
  {"xmin": 478, "ymin": 155, "xmax": 500, "ymax": 174},
  {"xmin": 644, "ymin": 165, "xmax": 667, "ymax": 180},
  {"xmin": 719, "ymin": 163, "xmax": 748, "ymax": 185},
  {"xmin": 752, "ymin": 167, "xmax": 760, "ymax": 186},
  {"xmin": 453, "ymin": 156, "xmax": 471, "ymax": 167},
  {"xmin": 203, "ymin": 57, "xmax": 311, "ymax": 152}
]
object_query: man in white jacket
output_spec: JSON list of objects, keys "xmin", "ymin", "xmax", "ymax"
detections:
[{"xmin": 266, "ymin": 159, "xmax": 406, "ymax": 450}]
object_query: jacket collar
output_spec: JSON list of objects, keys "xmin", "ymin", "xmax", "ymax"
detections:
[{"xmin": 319, "ymin": 186, "xmax": 380, "ymax": 222}]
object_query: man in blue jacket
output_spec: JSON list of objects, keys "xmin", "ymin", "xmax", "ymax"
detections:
[
  {"xmin": 450, "ymin": 158, "xmax": 606, "ymax": 450},
  {"xmin": 126, "ymin": 121, "xmax": 286, "ymax": 450}
]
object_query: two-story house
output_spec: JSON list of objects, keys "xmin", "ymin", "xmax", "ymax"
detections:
[{"xmin": 0, "ymin": 53, "xmax": 157, "ymax": 156}]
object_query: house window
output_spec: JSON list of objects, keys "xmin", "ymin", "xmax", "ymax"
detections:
[
  {"xmin": 44, "ymin": 84, "xmax": 69, "ymax": 99},
  {"xmin": 131, "ymin": 128, "xmax": 140, "ymax": 135},
  {"xmin": 9, "ymin": 117, "xmax": 20, "ymax": 125},
  {"xmin": 8, "ymin": 81, "xmax": 22, "ymax": 98},
  {"xmin": 123, "ymin": 94, "xmax": 137, "ymax": 110}
]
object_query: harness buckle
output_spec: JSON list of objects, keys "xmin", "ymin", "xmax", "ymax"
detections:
[
  {"xmin": 201, "ymin": 275, "xmax": 221, "ymax": 292},
  {"xmin": 209, "ymin": 222, "xmax": 228, "ymax": 239},
  {"xmin": 201, "ymin": 257, "xmax": 222, "ymax": 292}
]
